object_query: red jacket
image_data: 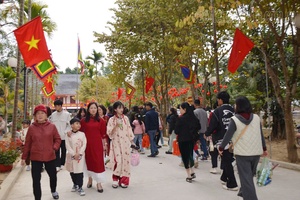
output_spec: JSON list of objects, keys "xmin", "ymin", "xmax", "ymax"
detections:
[{"xmin": 22, "ymin": 121, "xmax": 61, "ymax": 162}]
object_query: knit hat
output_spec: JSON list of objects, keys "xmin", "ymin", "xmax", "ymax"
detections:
[
  {"xmin": 70, "ymin": 117, "xmax": 80, "ymax": 125},
  {"xmin": 34, "ymin": 104, "xmax": 47, "ymax": 115}
]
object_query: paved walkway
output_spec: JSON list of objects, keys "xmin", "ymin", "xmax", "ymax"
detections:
[{"xmin": 4, "ymin": 146, "xmax": 300, "ymax": 200}]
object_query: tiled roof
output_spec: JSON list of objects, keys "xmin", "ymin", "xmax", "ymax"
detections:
[{"xmin": 55, "ymin": 74, "xmax": 81, "ymax": 95}]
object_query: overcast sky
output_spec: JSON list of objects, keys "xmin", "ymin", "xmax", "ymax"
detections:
[{"xmin": 40, "ymin": 0, "xmax": 116, "ymax": 72}]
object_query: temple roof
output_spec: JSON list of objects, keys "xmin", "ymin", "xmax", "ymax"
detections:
[{"xmin": 55, "ymin": 74, "xmax": 81, "ymax": 95}]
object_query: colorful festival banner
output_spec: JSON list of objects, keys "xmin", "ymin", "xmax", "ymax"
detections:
[
  {"xmin": 41, "ymin": 75, "xmax": 55, "ymax": 100},
  {"xmin": 30, "ymin": 58, "xmax": 57, "ymax": 80},
  {"xmin": 78, "ymin": 37, "xmax": 85, "ymax": 74},
  {"xmin": 124, "ymin": 82, "xmax": 136, "ymax": 99},
  {"xmin": 177, "ymin": 61, "xmax": 195, "ymax": 84}
]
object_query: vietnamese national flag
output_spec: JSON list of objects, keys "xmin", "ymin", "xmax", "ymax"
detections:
[
  {"xmin": 13, "ymin": 16, "xmax": 51, "ymax": 67},
  {"xmin": 145, "ymin": 76, "xmax": 155, "ymax": 94},
  {"xmin": 117, "ymin": 88, "xmax": 123, "ymax": 99},
  {"xmin": 227, "ymin": 28, "xmax": 255, "ymax": 73}
]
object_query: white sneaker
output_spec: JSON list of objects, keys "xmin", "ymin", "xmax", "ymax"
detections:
[
  {"xmin": 210, "ymin": 168, "xmax": 218, "ymax": 174},
  {"xmin": 71, "ymin": 185, "xmax": 79, "ymax": 192},
  {"xmin": 26, "ymin": 165, "xmax": 31, "ymax": 171},
  {"xmin": 78, "ymin": 188, "xmax": 85, "ymax": 196},
  {"xmin": 179, "ymin": 162, "xmax": 184, "ymax": 167},
  {"xmin": 56, "ymin": 167, "xmax": 61, "ymax": 172},
  {"xmin": 222, "ymin": 185, "xmax": 239, "ymax": 191},
  {"xmin": 220, "ymin": 180, "xmax": 226, "ymax": 185}
]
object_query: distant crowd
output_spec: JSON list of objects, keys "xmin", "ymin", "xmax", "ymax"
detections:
[{"xmin": 18, "ymin": 90, "xmax": 267, "ymax": 200}]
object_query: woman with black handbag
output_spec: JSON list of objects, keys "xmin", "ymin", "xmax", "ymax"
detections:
[{"xmin": 175, "ymin": 102, "xmax": 201, "ymax": 183}]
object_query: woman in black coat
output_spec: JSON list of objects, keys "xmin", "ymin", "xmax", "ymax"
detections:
[{"xmin": 175, "ymin": 102, "xmax": 201, "ymax": 183}]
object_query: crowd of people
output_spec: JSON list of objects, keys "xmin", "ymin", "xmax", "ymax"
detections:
[{"xmin": 18, "ymin": 91, "xmax": 268, "ymax": 200}]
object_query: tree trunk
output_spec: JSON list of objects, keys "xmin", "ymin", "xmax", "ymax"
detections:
[
  {"xmin": 284, "ymin": 101, "xmax": 298, "ymax": 162},
  {"xmin": 12, "ymin": 0, "xmax": 24, "ymax": 139}
]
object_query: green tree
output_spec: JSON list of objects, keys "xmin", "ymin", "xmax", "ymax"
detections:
[
  {"xmin": 0, "ymin": 66, "xmax": 16, "ymax": 132},
  {"xmin": 78, "ymin": 76, "xmax": 114, "ymax": 104},
  {"xmin": 86, "ymin": 49, "xmax": 104, "ymax": 76},
  {"xmin": 94, "ymin": 0, "xmax": 202, "ymax": 126},
  {"xmin": 65, "ymin": 67, "xmax": 79, "ymax": 74}
]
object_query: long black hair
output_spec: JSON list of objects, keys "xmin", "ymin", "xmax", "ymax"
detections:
[
  {"xmin": 98, "ymin": 105, "xmax": 107, "ymax": 115},
  {"xmin": 170, "ymin": 107, "xmax": 178, "ymax": 116},
  {"xmin": 85, "ymin": 102, "xmax": 100, "ymax": 122},
  {"xmin": 76, "ymin": 107, "xmax": 87, "ymax": 120},
  {"xmin": 113, "ymin": 101, "xmax": 124, "ymax": 115},
  {"xmin": 180, "ymin": 102, "xmax": 194, "ymax": 115}
]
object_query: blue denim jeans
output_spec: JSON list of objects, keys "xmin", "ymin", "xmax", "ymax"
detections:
[
  {"xmin": 133, "ymin": 134, "xmax": 144, "ymax": 152},
  {"xmin": 148, "ymin": 130, "xmax": 158, "ymax": 155},
  {"xmin": 199, "ymin": 133, "xmax": 208, "ymax": 157}
]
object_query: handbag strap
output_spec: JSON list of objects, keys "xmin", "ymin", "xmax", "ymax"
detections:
[{"xmin": 232, "ymin": 125, "xmax": 249, "ymax": 147}]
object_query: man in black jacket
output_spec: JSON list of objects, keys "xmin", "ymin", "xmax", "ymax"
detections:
[
  {"xmin": 144, "ymin": 102, "xmax": 159, "ymax": 157},
  {"xmin": 205, "ymin": 91, "xmax": 238, "ymax": 190}
]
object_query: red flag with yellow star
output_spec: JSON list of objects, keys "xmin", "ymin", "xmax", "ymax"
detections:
[
  {"xmin": 145, "ymin": 75, "xmax": 155, "ymax": 93},
  {"xmin": 42, "ymin": 75, "xmax": 56, "ymax": 100},
  {"xmin": 13, "ymin": 16, "xmax": 51, "ymax": 66},
  {"xmin": 227, "ymin": 28, "xmax": 254, "ymax": 73}
]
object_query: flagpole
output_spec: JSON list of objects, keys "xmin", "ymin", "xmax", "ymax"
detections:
[
  {"xmin": 142, "ymin": 67, "xmax": 145, "ymax": 103},
  {"xmin": 76, "ymin": 34, "xmax": 79, "ymax": 111}
]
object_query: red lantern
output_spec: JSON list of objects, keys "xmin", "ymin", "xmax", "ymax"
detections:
[
  {"xmin": 202, "ymin": 90, "xmax": 205, "ymax": 93},
  {"xmin": 214, "ymin": 89, "xmax": 218, "ymax": 93},
  {"xmin": 212, "ymin": 82, "xmax": 216, "ymax": 85},
  {"xmin": 223, "ymin": 85, "xmax": 228, "ymax": 89},
  {"xmin": 207, "ymin": 91, "xmax": 211, "ymax": 96},
  {"xmin": 219, "ymin": 84, "xmax": 223, "ymax": 88}
]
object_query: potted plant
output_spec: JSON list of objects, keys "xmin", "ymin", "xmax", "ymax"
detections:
[{"xmin": 0, "ymin": 139, "xmax": 21, "ymax": 172}]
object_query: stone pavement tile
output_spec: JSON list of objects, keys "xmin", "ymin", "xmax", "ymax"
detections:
[{"xmin": 5, "ymin": 146, "xmax": 300, "ymax": 200}]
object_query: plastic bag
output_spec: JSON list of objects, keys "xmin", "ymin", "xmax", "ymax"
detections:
[
  {"xmin": 209, "ymin": 138, "xmax": 214, "ymax": 152},
  {"xmin": 142, "ymin": 134, "xmax": 150, "ymax": 148},
  {"xmin": 257, "ymin": 157, "xmax": 272, "ymax": 186},
  {"xmin": 172, "ymin": 139, "xmax": 181, "ymax": 156},
  {"xmin": 131, "ymin": 151, "xmax": 140, "ymax": 166}
]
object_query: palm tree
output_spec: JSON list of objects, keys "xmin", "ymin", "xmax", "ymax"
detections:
[
  {"xmin": 0, "ymin": 67, "xmax": 16, "ymax": 132},
  {"xmin": 86, "ymin": 50, "xmax": 104, "ymax": 76},
  {"xmin": 24, "ymin": 0, "xmax": 57, "ymax": 38},
  {"xmin": 86, "ymin": 50, "xmax": 105, "ymax": 97}
]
